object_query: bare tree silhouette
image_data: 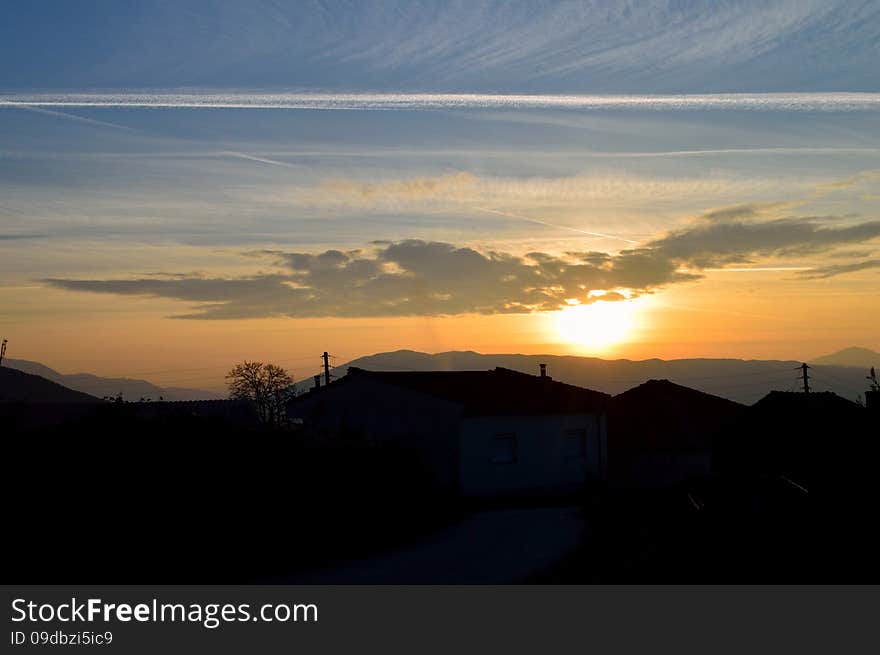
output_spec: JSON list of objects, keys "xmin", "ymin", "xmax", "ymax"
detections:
[{"xmin": 226, "ymin": 361, "xmax": 295, "ymax": 427}]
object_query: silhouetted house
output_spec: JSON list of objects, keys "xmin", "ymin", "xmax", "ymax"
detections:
[
  {"xmin": 606, "ymin": 379, "xmax": 745, "ymax": 488},
  {"xmin": 715, "ymin": 391, "xmax": 869, "ymax": 489},
  {"xmin": 287, "ymin": 366, "xmax": 610, "ymax": 497}
]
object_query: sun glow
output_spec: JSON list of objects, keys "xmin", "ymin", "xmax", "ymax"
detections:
[{"xmin": 552, "ymin": 299, "xmax": 639, "ymax": 351}]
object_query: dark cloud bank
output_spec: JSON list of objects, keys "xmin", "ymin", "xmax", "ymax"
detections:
[{"xmin": 45, "ymin": 210, "xmax": 880, "ymax": 319}]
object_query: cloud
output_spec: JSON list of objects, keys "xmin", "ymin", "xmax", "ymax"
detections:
[
  {"xmin": 647, "ymin": 217, "xmax": 880, "ymax": 268},
  {"xmin": 43, "ymin": 204, "xmax": 880, "ymax": 319},
  {"xmin": 293, "ymin": 171, "xmax": 813, "ymax": 247},
  {"xmin": 304, "ymin": 172, "xmax": 799, "ymax": 211},
  {"xmin": 318, "ymin": 172, "xmax": 478, "ymax": 200},
  {"xmin": 0, "ymin": 233, "xmax": 47, "ymax": 240},
  {"xmin": 44, "ymin": 240, "xmax": 697, "ymax": 319},
  {"xmin": 798, "ymin": 260, "xmax": 880, "ymax": 279},
  {"xmin": 700, "ymin": 201, "xmax": 796, "ymax": 223},
  {"xmin": 4, "ymin": 1, "xmax": 880, "ymax": 93},
  {"xmin": 825, "ymin": 249, "xmax": 876, "ymax": 259}
]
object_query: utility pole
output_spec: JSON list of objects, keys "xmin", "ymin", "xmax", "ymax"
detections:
[
  {"xmin": 867, "ymin": 366, "xmax": 879, "ymax": 392},
  {"xmin": 800, "ymin": 362, "xmax": 811, "ymax": 393},
  {"xmin": 867, "ymin": 367, "xmax": 879, "ymax": 411},
  {"xmin": 322, "ymin": 351, "xmax": 331, "ymax": 386},
  {"xmin": 0, "ymin": 339, "xmax": 7, "ymax": 367}
]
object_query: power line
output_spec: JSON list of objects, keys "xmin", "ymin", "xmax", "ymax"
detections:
[
  {"xmin": 594, "ymin": 365, "xmax": 797, "ymax": 386},
  {"xmin": 121, "ymin": 354, "xmax": 323, "ymax": 377},
  {"xmin": 812, "ymin": 368, "xmax": 858, "ymax": 388}
]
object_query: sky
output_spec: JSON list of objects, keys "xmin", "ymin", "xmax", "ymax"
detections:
[{"xmin": 1, "ymin": 1, "xmax": 879, "ymax": 390}]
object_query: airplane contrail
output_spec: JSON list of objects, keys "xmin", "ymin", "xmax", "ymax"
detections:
[
  {"xmin": 221, "ymin": 151, "xmax": 304, "ymax": 169},
  {"xmin": 3, "ymin": 93, "xmax": 880, "ymax": 112},
  {"xmin": 473, "ymin": 207, "xmax": 640, "ymax": 244},
  {"xmin": 8, "ymin": 103, "xmax": 135, "ymax": 131}
]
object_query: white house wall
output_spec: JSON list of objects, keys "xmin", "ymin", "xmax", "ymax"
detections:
[{"xmin": 459, "ymin": 413, "xmax": 606, "ymax": 497}]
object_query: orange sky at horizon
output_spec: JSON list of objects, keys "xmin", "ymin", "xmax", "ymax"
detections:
[
  {"xmin": 3, "ymin": 98, "xmax": 880, "ymax": 391},
  {"xmin": 3, "ymin": 268, "xmax": 877, "ymax": 392}
]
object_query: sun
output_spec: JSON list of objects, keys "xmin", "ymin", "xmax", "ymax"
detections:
[{"xmin": 552, "ymin": 299, "xmax": 638, "ymax": 352}]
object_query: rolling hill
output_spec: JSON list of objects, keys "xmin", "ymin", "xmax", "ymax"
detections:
[
  {"xmin": 4, "ymin": 359, "xmax": 225, "ymax": 401},
  {"xmin": 0, "ymin": 367, "xmax": 100, "ymax": 404}
]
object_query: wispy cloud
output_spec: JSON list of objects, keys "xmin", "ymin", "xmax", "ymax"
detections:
[
  {"xmin": 797, "ymin": 260, "xmax": 880, "ymax": 279},
  {"xmin": 0, "ymin": 233, "xmax": 48, "ymax": 240},
  {"xmin": 3, "ymin": 2, "xmax": 877, "ymax": 93},
  {"xmin": 301, "ymin": 171, "xmax": 803, "ymax": 220},
  {"xmin": 319, "ymin": 172, "xmax": 478, "ymax": 199},
  {"xmin": 648, "ymin": 216, "xmax": 880, "ymax": 267}
]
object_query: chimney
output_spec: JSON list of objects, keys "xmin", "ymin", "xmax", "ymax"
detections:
[
  {"xmin": 313, "ymin": 374, "xmax": 321, "ymax": 391},
  {"xmin": 539, "ymin": 363, "xmax": 547, "ymax": 378}
]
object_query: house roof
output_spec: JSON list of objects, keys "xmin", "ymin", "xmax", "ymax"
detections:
[
  {"xmin": 740, "ymin": 390, "xmax": 865, "ymax": 439},
  {"xmin": 752, "ymin": 390, "xmax": 862, "ymax": 413},
  {"xmin": 320, "ymin": 366, "xmax": 610, "ymax": 416},
  {"xmin": 716, "ymin": 391, "xmax": 870, "ymax": 482},
  {"xmin": 611, "ymin": 379, "xmax": 744, "ymax": 413},
  {"xmin": 607, "ymin": 379, "xmax": 745, "ymax": 452}
]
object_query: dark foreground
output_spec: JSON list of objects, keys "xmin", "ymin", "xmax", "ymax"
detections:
[
  {"xmin": 6, "ymin": 406, "xmax": 459, "ymax": 583},
  {"xmin": 5, "ymin": 402, "xmax": 880, "ymax": 583}
]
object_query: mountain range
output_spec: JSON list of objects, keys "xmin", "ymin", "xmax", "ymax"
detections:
[
  {"xmin": 809, "ymin": 347, "xmax": 880, "ymax": 369},
  {"xmin": 318, "ymin": 348, "xmax": 879, "ymax": 405},
  {"xmin": 2, "ymin": 1, "xmax": 878, "ymax": 93},
  {"xmin": 3, "ymin": 359, "xmax": 225, "ymax": 402},
  {"xmin": 3, "ymin": 346, "xmax": 876, "ymax": 406}
]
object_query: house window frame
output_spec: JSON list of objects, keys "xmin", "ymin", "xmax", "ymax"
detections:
[
  {"xmin": 563, "ymin": 428, "xmax": 588, "ymax": 459},
  {"xmin": 491, "ymin": 433, "xmax": 518, "ymax": 464}
]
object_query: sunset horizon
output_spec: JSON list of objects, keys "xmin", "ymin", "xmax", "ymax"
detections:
[
  {"xmin": 4, "ymin": 92, "xmax": 879, "ymax": 388},
  {"xmin": 5, "ymin": 0, "xmax": 880, "ymax": 608}
]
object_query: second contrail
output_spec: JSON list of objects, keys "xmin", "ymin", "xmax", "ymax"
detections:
[{"xmin": 473, "ymin": 207, "xmax": 640, "ymax": 244}]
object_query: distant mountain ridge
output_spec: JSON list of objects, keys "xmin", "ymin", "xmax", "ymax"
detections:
[
  {"xmin": 7, "ymin": 346, "xmax": 875, "ymax": 406},
  {"xmin": 318, "ymin": 349, "xmax": 876, "ymax": 405},
  {"xmin": 4, "ymin": 359, "xmax": 225, "ymax": 401},
  {"xmin": 809, "ymin": 347, "xmax": 880, "ymax": 369}
]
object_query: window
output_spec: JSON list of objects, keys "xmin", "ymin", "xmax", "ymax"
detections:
[
  {"xmin": 492, "ymin": 434, "xmax": 517, "ymax": 464},
  {"xmin": 564, "ymin": 429, "xmax": 587, "ymax": 458}
]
